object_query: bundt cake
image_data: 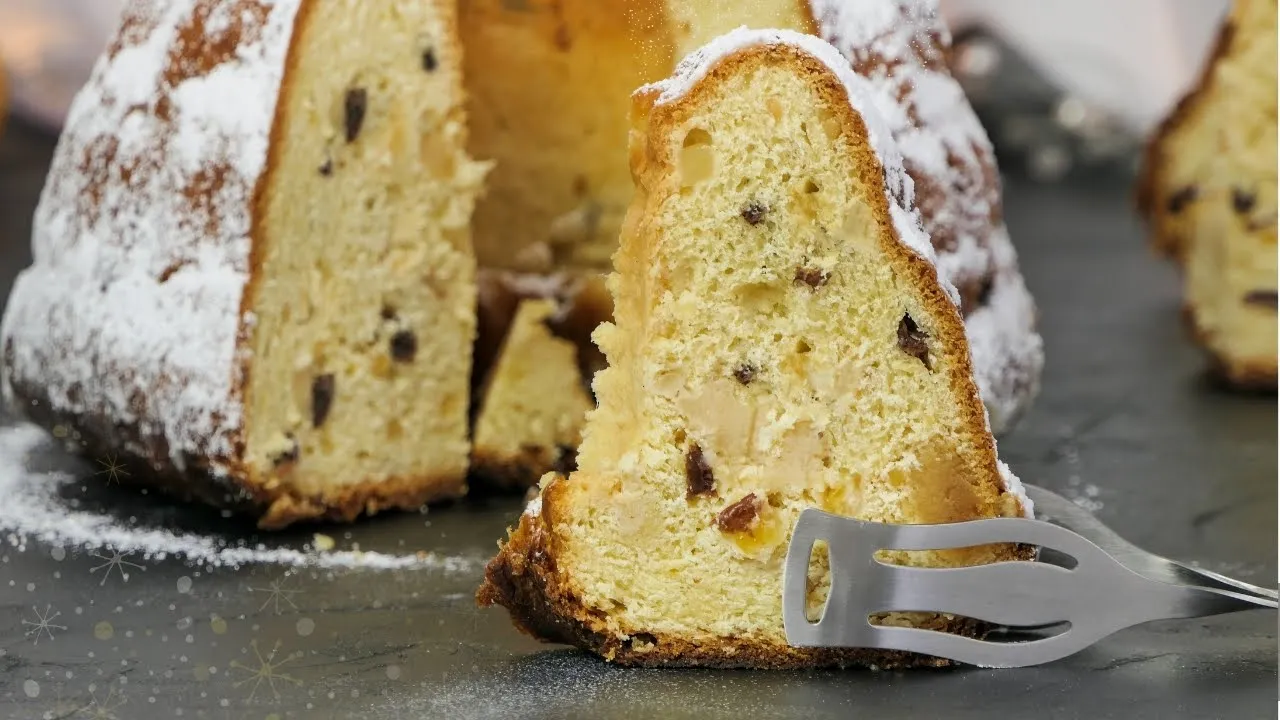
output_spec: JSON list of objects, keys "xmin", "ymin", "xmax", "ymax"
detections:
[
  {"xmin": 0, "ymin": 0, "xmax": 489, "ymax": 529},
  {"xmin": 458, "ymin": 0, "xmax": 1042, "ymax": 434},
  {"xmin": 478, "ymin": 29, "xmax": 1033, "ymax": 669},
  {"xmin": 1137, "ymin": 0, "xmax": 1277, "ymax": 389}
]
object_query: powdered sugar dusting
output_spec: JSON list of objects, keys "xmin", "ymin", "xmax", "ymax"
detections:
[
  {"xmin": 808, "ymin": 0, "xmax": 1044, "ymax": 433},
  {"xmin": 639, "ymin": 27, "xmax": 955, "ymax": 305},
  {"xmin": 0, "ymin": 423, "xmax": 479, "ymax": 572},
  {"xmin": 0, "ymin": 0, "xmax": 303, "ymax": 474},
  {"xmin": 995, "ymin": 458, "xmax": 1034, "ymax": 518}
]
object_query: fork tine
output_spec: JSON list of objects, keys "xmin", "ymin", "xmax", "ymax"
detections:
[
  {"xmin": 869, "ymin": 563, "xmax": 1076, "ymax": 627},
  {"xmin": 874, "ymin": 516, "xmax": 1113, "ymax": 562},
  {"xmin": 864, "ymin": 624, "xmax": 1102, "ymax": 669}
]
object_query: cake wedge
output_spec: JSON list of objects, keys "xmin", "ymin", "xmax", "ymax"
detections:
[
  {"xmin": 478, "ymin": 29, "xmax": 1031, "ymax": 669},
  {"xmin": 0, "ymin": 0, "xmax": 489, "ymax": 529}
]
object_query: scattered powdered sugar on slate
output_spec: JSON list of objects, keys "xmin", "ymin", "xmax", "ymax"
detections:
[
  {"xmin": 0, "ymin": 423, "xmax": 480, "ymax": 572},
  {"xmin": 385, "ymin": 651, "xmax": 804, "ymax": 720}
]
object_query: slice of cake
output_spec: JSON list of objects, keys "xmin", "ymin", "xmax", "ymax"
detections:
[
  {"xmin": 470, "ymin": 270, "xmax": 611, "ymax": 490},
  {"xmin": 1137, "ymin": 0, "xmax": 1277, "ymax": 389},
  {"xmin": 0, "ymin": 0, "xmax": 489, "ymax": 529},
  {"xmin": 478, "ymin": 29, "xmax": 1032, "ymax": 669},
  {"xmin": 458, "ymin": 0, "xmax": 1042, "ymax": 433}
]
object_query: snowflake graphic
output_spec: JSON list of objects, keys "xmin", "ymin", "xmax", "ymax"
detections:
[
  {"xmin": 89, "ymin": 551, "xmax": 145, "ymax": 586},
  {"xmin": 94, "ymin": 454, "xmax": 130, "ymax": 485},
  {"xmin": 23, "ymin": 604, "xmax": 67, "ymax": 645},
  {"xmin": 230, "ymin": 639, "xmax": 302, "ymax": 701},
  {"xmin": 249, "ymin": 575, "xmax": 300, "ymax": 614},
  {"xmin": 76, "ymin": 683, "xmax": 126, "ymax": 720}
]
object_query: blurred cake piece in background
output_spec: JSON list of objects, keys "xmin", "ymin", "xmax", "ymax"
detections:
[
  {"xmin": 1137, "ymin": 0, "xmax": 1277, "ymax": 389},
  {"xmin": 0, "ymin": 55, "xmax": 7, "ymax": 136}
]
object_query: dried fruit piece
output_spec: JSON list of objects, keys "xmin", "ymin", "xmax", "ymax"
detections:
[
  {"xmin": 390, "ymin": 330, "xmax": 418, "ymax": 362},
  {"xmin": 1233, "ymin": 187, "xmax": 1257, "ymax": 214},
  {"xmin": 685, "ymin": 443, "xmax": 716, "ymax": 499},
  {"xmin": 794, "ymin": 266, "xmax": 830, "ymax": 290},
  {"xmin": 553, "ymin": 444, "xmax": 579, "ymax": 475},
  {"xmin": 897, "ymin": 313, "xmax": 932, "ymax": 370},
  {"xmin": 733, "ymin": 363, "xmax": 757, "ymax": 385},
  {"xmin": 1167, "ymin": 185, "xmax": 1198, "ymax": 213},
  {"xmin": 741, "ymin": 202, "xmax": 768, "ymax": 225},
  {"xmin": 270, "ymin": 433, "xmax": 300, "ymax": 466},
  {"xmin": 1243, "ymin": 290, "xmax": 1277, "ymax": 308},
  {"xmin": 344, "ymin": 88, "xmax": 368, "ymax": 143},
  {"xmin": 716, "ymin": 493, "xmax": 762, "ymax": 533},
  {"xmin": 975, "ymin": 276, "xmax": 995, "ymax": 307},
  {"xmin": 311, "ymin": 374, "xmax": 336, "ymax": 427},
  {"xmin": 422, "ymin": 48, "xmax": 437, "ymax": 72}
]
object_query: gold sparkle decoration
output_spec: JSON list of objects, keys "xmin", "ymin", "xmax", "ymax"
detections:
[
  {"xmin": 249, "ymin": 574, "xmax": 300, "ymax": 614},
  {"xmin": 94, "ymin": 454, "xmax": 130, "ymax": 485},
  {"xmin": 77, "ymin": 683, "xmax": 126, "ymax": 720},
  {"xmin": 230, "ymin": 639, "xmax": 302, "ymax": 702},
  {"xmin": 23, "ymin": 604, "xmax": 66, "ymax": 645},
  {"xmin": 89, "ymin": 550, "xmax": 145, "ymax": 586}
]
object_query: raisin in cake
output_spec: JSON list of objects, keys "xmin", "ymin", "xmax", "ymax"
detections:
[
  {"xmin": 478, "ymin": 29, "xmax": 1032, "ymax": 669},
  {"xmin": 0, "ymin": 0, "xmax": 489, "ymax": 529},
  {"xmin": 458, "ymin": 0, "xmax": 1042, "ymax": 433},
  {"xmin": 470, "ymin": 271, "xmax": 611, "ymax": 489},
  {"xmin": 1137, "ymin": 0, "xmax": 1277, "ymax": 389}
]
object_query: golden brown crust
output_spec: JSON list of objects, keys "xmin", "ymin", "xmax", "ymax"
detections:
[
  {"xmin": 1135, "ymin": 19, "xmax": 1237, "ymax": 262},
  {"xmin": 469, "ymin": 444, "xmax": 575, "ymax": 493},
  {"xmin": 6, "ymin": 369, "xmax": 464, "ymax": 530},
  {"xmin": 1182, "ymin": 305, "xmax": 1278, "ymax": 391},
  {"xmin": 478, "ymin": 492, "xmax": 972, "ymax": 670}
]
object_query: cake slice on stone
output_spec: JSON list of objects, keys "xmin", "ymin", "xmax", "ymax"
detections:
[
  {"xmin": 1137, "ymin": 0, "xmax": 1277, "ymax": 389},
  {"xmin": 478, "ymin": 29, "xmax": 1031, "ymax": 669},
  {"xmin": 0, "ymin": 0, "xmax": 488, "ymax": 529}
]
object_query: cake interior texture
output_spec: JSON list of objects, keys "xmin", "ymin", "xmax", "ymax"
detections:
[
  {"xmin": 458, "ymin": 0, "xmax": 674, "ymax": 269},
  {"xmin": 488, "ymin": 43, "xmax": 1026, "ymax": 664},
  {"xmin": 242, "ymin": 0, "xmax": 488, "ymax": 525}
]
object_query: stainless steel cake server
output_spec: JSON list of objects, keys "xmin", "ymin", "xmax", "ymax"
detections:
[{"xmin": 781, "ymin": 485, "xmax": 1277, "ymax": 668}]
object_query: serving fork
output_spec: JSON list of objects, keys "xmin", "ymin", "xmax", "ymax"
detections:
[{"xmin": 782, "ymin": 485, "xmax": 1277, "ymax": 668}]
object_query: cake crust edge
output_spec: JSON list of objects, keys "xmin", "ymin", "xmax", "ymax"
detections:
[{"xmin": 478, "ymin": 489, "xmax": 976, "ymax": 670}]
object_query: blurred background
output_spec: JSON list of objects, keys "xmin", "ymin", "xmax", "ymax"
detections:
[{"xmin": 0, "ymin": 0, "xmax": 1231, "ymax": 182}]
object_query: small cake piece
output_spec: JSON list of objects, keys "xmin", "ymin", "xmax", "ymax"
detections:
[
  {"xmin": 1137, "ymin": 0, "xmax": 1277, "ymax": 389},
  {"xmin": 470, "ymin": 270, "xmax": 612, "ymax": 490},
  {"xmin": 471, "ymin": 298, "xmax": 594, "ymax": 489},
  {"xmin": 478, "ymin": 29, "xmax": 1031, "ymax": 669},
  {"xmin": 0, "ymin": 0, "xmax": 489, "ymax": 529},
  {"xmin": 457, "ymin": 0, "xmax": 1042, "ymax": 432}
]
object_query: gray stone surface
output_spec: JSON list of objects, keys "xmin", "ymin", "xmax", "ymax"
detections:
[{"xmin": 0, "ymin": 118, "xmax": 1274, "ymax": 719}]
